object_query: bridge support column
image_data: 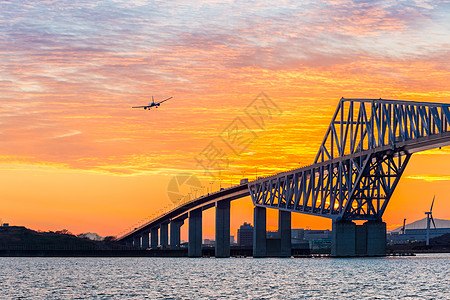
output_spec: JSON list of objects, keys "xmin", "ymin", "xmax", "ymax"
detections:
[
  {"xmin": 332, "ymin": 220, "xmax": 387, "ymax": 257},
  {"xmin": 150, "ymin": 227, "xmax": 159, "ymax": 249},
  {"xmin": 253, "ymin": 206, "xmax": 267, "ymax": 258},
  {"xmin": 332, "ymin": 221, "xmax": 356, "ymax": 257},
  {"xmin": 141, "ymin": 231, "xmax": 150, "ymax": 249},
  {"xmin": 160, "ymin": 223, "xmax": 169, "ymax": 249},
  {"xmin": 215, "ymin": 200, "xmax": 230, "ymax": 258},
  {"xmin": 366, "ymin": 221, "xmax": 386, "ymax": 256},
  {"xmin": 170, "ymin": 219, "xmax": 183, "ymax": 249},
  {"xmin": 355, "ymin": 225, "xmax": 367, "ymax": 255},
  {"xmin": 188, "ymin": 208, "xmax": 202, "ymax": 257},
  {"xmin": 133, "ymin": 236, "xmax": 141, "ymax": 249},
  {"xmin": 279, "ymin": 210, "xmax": 291, "ymax": 257}
]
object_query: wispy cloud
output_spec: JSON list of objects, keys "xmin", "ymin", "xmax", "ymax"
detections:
[
  {"xmin": 53, "ymin": 130, "xmax": 82, "ymax": 139},
  {"xmin": 405, "ymin": 175, "xmax": 450, "ymax": 182}
]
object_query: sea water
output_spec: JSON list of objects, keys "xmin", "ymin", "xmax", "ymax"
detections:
[{"xmin": 0, "ymin": 254, "xmax": 449, "ymax": 299}]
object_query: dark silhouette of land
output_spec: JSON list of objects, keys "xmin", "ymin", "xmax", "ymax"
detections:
[
  {"xmin": 0, "ymin": 226, "xmax": 137, "ymax": 256},
  {"xmin": 0, "ymin": 226, "xmax": 106, "ymax": 250}
]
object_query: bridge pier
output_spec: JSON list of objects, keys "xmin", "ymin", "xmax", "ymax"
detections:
[
  {"xmin": 366, "ymin": 221, "xmax": 386, "ymax": 256},
  {"xmin": 279, "ymin": 211, "xmax": 291, "ymax": 257},
  {"xmin": 253, "ymin": 206, "xmax": 266, "ymax": 258},
  {"xmin": 253, "ymin": 207, "xmax": 292, "ymax": 257},
  {"xmin": 141, "ymin": 231, "xmax": 150, "ymax": 249},
  {"xmin": 150, "ymin": 227, "xmax": 158, "ymax": 249},
  {"xmin": 188, "ymin": 208, "xmax": 202, "ymax": 257},
  {"xmin": 332, "ymin": 221, "xmax": 356, "ymax": 256},
  {"xmin": 215, "ymin": 200, "xmax": 230, "ymax": 258},
  {"xmin": 356, "ymin": 224, "xmax": 367, "ymax": 255},
  {"xmin": 160, "ymin": 222, "xmax": 169, "ymax": 249},
  {"xmin": 170, "ymin": 219, "xmax": 184, "ymax": 249},
  {"xmin": 332, "ymin": 220, "xmax": 386, "ymax": 257}
]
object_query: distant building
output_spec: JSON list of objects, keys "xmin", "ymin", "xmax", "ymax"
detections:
[
  {"xmin": 304, "ymin": 229, "xmax": 331, "ymax": 241},
  {"xmin": 203, "ymin": 239, "xmax": 215, "ymax": 246},
  {"xmin": 230, "ymin": 235, "xmax": 235, "ymax": 245},
  {"xmin": 291, "ymin": 228, "xmax": 331, "ymax": 251},
  {"xmin": 237, "ymin": 222, "xmax": 253, "ymax": 246},
  {"xmin": 310, "ymin": 239, "xmax": 332, "ymax": 251},
  {"xmin": 388, "ymin": 218, "xmax": 450, "ymax": 244},
  {"xmin": 291, "ymin": 229, "xmax": 305, "ymax": 244},
  {"xmin": 389, "ymin": 228, "xmax": 450, "ymax": 244}
]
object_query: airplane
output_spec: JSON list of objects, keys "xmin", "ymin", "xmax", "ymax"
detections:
[{"xmin": 132, "ymin": 96, "xmax": 173, "ymax": 110}]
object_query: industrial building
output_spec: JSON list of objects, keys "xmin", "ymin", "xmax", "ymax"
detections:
[{"xmin": 388, "ymin": 218, "xmax": 450, "ymax": 244}]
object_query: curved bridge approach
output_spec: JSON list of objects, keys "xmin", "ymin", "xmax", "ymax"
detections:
[{"xmin": 118, "ymin": 98, "xmax": 450, "ymax": 257}]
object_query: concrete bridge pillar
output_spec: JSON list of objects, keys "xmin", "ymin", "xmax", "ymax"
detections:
[
  {"xmin": 355, "ymin": 224, "xmax": 367, "ymax": 255},
  {"xmin": 170, "ymin": 219, "xmax": 183, "ymax": 249},
  {"xmin": 366, "ymin": 221, "xmax": 386, "ymax": 256},
  {"xmin": 133, "ymin": 236, "xmax": 141, "ymax": 249},
  {"xmin": 150, "ymin": 227, "xmax": 159, "ymax": 249},
  {"xmin": 188, "ymin": 208, "xmax": 202, "ymax": 257},
  {"xmin": 160, "ymin": 223, "xmax": 169, "ymax": 249},
  {"xmin": 332, "ymin": 221, "xmax": 356, "ymax": 257},
  {"xmin": 215, "ymin": 200, "xmax": 230, "ymax": 258},
  {"xmin": 253, "ymin": 206, "xmax": 267, "ymax": 258},
  {"xmin": 141, "ymin": 231, "xmax": 150, "ymax": 249},
  {"xmin": 332, "ymin": 220, "xmax": 387, "ymax": 257},
  {"xmin": 279, "ymin": 210, "xmax": 291, "ymax": 257}
]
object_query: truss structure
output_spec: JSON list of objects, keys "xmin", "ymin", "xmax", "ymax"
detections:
[{"xmin": 249, "ymin": 98, "xmax": 450, "ymax": 221}]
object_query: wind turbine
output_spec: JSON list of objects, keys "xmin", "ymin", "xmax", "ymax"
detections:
[{"xmin": 425, "ymin": 196, "xmax": 437, "ymax": 246}]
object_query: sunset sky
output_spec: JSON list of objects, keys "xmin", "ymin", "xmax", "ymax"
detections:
[{"xmin": 1, "ymin": 0, "xmax": 449, "ymax": 238}]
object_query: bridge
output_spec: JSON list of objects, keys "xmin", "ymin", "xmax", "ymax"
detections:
[{"xmin": 118, "ymin": 98, "xmax": 450, "ymax": 257}]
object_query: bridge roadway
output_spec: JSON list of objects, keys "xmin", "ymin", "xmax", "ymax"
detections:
[{"xmin": 118, "ymin": 98, "xmax": 450, "ymax": 257}]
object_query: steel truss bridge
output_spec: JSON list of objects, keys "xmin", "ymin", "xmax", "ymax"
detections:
[
  {"xmin": 118, "ymin": 98, "xmax": 450, "ymax": 251},
  {"xmin": 249, "ymin": 98, "xmax": 450, "ymax": 221}
]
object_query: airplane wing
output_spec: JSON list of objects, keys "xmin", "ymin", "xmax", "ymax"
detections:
[
  {"xmin": 156, "ymin": 97, "xmax": 173, "ymax": 105},
  {"xmin": 132, "ymin": 106, "xmax": 149, "ymax": 108}
]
